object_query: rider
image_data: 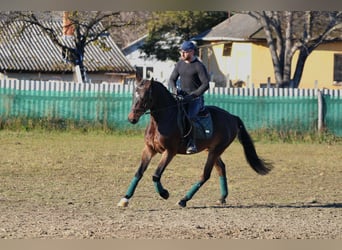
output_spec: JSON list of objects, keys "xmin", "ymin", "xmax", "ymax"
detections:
[{"xmin": 169, "ymin": 40, "xmax": 210, "ymax": 154}]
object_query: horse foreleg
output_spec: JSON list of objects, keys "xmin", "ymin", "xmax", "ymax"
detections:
[
  {"xmin": 214, "ymin": 157, "xmax": 228, "ymax": 205},
  {"xmin": 117, "ymin": 146, "xmax": 155, "ymax": 207},
  {"xmin": 178, "ymin": 153, "xmax": 216, "ymax": 208},
  {"xmin": 152, "ymin": 150, "xmax": 175, "ymax": 200}
]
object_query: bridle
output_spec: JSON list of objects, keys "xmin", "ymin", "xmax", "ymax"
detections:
[
  {"xmin": 131, "ymin": 80, "xmax": 195, "ymax": 117},
  {"xmin": 131, "ymin": 80, "xmax": 153, "ymax": 115},
  {"xmin": 130, "ymin": 79, "xmax": 193, "ymax": 137}
]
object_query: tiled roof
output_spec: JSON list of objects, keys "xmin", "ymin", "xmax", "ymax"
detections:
[
  {"xmin": 193, "ymin": 14, "xmax": 264, "ymax": 42},
  {"xmin": 0, "ymin": 20, "xmax": 135, "ymax": 74}
]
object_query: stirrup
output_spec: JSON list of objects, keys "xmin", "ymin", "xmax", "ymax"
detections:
[{"xmin": 186, "ymin": 144, "xmax": 197, "ymax": 154}]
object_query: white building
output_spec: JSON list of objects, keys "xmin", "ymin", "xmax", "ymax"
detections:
[{"xmin": 123, "ymin": 35, "xmax": 176, "ymax": 86}]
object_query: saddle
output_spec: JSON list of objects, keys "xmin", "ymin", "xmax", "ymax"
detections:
[{"xmin": 176, "ymin": 101, "xmax": 213, "ymax": 140}]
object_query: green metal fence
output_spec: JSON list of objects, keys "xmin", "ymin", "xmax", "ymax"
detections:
[
  {"xmin": 0, "ymin": 87, "xmax": 148, "ymax": 130},
  {"xmin": 0, "ymin": 80, "xmax": 341, "ymax": 135},
  {"xmin": 206, "ymin": 94, "xmax": 319, "ymax": 132}
]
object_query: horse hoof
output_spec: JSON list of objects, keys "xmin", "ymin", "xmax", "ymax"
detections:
[
  {"xmin": 216, "ymin": 198, "xmax": 226, "ymax": 206},
  {"xmin": 178, "ymin": 199, "xmax": 187, "ymax": 208},
  {"xmin": 117, "ymin": 197, "xmax": 129, "ymax": 208},
  {"xmin": 160, "ymin": 189, "xmax": 169, "ymax": 200}
]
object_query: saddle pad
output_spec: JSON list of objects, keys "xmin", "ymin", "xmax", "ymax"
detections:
[{"xmin": 193, "ymin": 111, "xmax": 213, "ymax": 139}]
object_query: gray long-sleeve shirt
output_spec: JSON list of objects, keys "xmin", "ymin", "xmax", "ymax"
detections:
[{"xmin": 169, "ymin": 58, "xmax": 210, "ymax": 97}]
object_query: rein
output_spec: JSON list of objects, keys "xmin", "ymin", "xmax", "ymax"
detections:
[
  {"xmin": 138, "ymin": 94, "xmax": 185, "ymax": 116},
  {"xmin": 132, "ymin": 81, "xmax": 194, "ymax": 137},
  {"xmin": 136, "ymin": 93, "xmax": 193, "ymax": 138}
]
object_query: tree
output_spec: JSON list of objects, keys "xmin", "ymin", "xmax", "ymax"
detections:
[
  {"xmin": 3, "ymin": 11, "xmax": 137, "ymax": 82},
  {"xmin": 248, "ymin": 11, "xmax": 342, "ymax": 88},
  {"xmin": 141, "ymin": 11, "xmax": 228, "ymax": 62}
]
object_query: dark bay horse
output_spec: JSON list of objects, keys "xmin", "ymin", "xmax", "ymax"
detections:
[{"xmin": 117, "ymin": 76, "xmax": 272, "ymax": 208}]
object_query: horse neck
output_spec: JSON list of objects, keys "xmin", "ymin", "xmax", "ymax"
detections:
[{"xmin": 150, "ymin": 85, "xmax": 178, "ymax": 124}]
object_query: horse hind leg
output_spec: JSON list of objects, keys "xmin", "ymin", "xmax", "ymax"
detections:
[
  {"xmin": 214, "ymin": 157, "xmax": 228, "ymax": 205},
  {"xmin": 178, "ymin": 152, "xmax": 218, "ymax": 208}
]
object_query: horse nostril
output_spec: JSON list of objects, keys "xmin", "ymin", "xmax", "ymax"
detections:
[{"xmin": 128, "ymin": 117, "xmax": 138, "ymax": 124}]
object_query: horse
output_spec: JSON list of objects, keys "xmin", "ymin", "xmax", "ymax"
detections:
[{"xmin": 117, "ymin": 75, "xmax": 272, "ymax": 208}]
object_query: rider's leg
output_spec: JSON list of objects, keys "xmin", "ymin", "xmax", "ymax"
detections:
[{"xmin": 186, "ymin": 97, "xmax": 204, "ymax": 154}]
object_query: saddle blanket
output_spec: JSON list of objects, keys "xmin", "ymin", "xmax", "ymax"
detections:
[{"xmin": 193, "ymin": 110, "xmax": 213, "ymax": 140}]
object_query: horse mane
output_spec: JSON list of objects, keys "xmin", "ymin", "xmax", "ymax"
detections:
[{"xmin": 151, "ymin": 79, "xmax": 177, "ymax": 105}]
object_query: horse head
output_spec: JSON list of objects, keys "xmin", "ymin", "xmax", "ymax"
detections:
[{"xmin": 128, "ymin": 74, "xmax": 153, "ymax": 124}]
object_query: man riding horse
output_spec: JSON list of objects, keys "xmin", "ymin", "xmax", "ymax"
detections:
[{"xmin": 169, "ymin": 40, "xmax": 210, "ymax": 154}]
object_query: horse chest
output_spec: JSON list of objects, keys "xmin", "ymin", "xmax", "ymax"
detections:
[
  {"xmin": 145, "ymin": 130, "xmax": 165, "ymax": 152},
  {"xmin": 145, "ymin": 118, "xmax": 178, "ymax": 153}
]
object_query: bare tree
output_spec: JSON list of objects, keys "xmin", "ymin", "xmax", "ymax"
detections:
[
  {"xmin": 3, "ymin": 11, "xmax": 137, "ymax": 82},
  {"xmin": 248, "ymin": 11, "xmax": 342, "ymax": 88}
]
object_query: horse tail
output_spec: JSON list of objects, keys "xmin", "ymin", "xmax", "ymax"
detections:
[{"xmin": 236, "ymin": 117, "xmax": 272, "ymax": 175}]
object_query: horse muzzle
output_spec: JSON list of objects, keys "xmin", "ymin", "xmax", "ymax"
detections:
[{"xmin": 128, "ymin": 111, "xmax": 140, "ymax": 124}]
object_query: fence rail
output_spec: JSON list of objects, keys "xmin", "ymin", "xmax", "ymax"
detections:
[
  {"xmin": 0, "ymin": 79, "xmax": 341, "ymax": 135},
  {"xmin": 1, "ymin": 79, "xmax": 342, "ymax": 97}
]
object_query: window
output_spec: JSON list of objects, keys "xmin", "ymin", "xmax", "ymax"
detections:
[
  {"xmin": 146, "ymin": 67, "xmax": 154, "ymax": 79},
  {"xmin": 136, "ymin": 67, "xmax": 143, "ymax": 78},
  {"xmin": 333, "ymin": 54, "xmax": 342, "ymax": 81},
  {"xmin": 222, "ymin": 43, "xmax": 232, "ymax": 56}
]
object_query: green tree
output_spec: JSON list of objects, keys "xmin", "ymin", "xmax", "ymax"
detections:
[{"xmin": 141, "ymin": 11, "xmax": 228, "ymax": 62}]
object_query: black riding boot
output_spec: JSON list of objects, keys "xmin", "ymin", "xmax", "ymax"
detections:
[{"xmin": 186, "ymin": 129, "xmax": 197, "ymax": 154}]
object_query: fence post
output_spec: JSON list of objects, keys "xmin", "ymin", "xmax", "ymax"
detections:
[{"xmin": 317, "ymin": 89, "xmax": 324, "ymax": 132}]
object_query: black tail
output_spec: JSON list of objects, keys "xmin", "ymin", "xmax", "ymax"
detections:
[{"xmin": 237, "ymin": 117, "xmax": 272, "ymax": 175}]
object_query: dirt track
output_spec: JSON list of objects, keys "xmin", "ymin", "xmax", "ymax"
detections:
[
  {"xmin": 0, "ymin": 133, "xmax": 341, "ymax": 239},
  {"xmin": 1, "ymin": 199, "xmax": 340, "ymax": 239}
]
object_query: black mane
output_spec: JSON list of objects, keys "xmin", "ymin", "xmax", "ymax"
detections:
[{"xmin": 151, "ymin": 80, "xmax": 177, "ymax": 108}]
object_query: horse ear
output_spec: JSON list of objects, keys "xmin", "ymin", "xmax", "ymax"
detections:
[{"xmin": 151, "ymin": 77, "xmax": 154, "ymax": 83}]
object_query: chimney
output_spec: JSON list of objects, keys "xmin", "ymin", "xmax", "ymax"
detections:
[{"xmin": 62, "ymin": 11, "xmax": 74, "ymax": 37}]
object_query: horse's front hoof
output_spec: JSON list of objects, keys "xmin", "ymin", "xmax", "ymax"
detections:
[
  {"xmin": 178, "ymin": 199, "xmax": 187, "ymax": 208},
  {"xmin": 160, "ymin": 189, "xmax": 170, "ymax": 200},
  {"xmin": 216, "ymin": 198, "xmax": 226, "ymax": 206},
  {"xmin": 117, "ymin": 197, "xmax": 129, "ymax": 208}
]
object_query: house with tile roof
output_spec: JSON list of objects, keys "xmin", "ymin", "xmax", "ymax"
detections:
[
  {"xmin": 193, "ymin": 13, "xmax": 342, "ymax": 89},
  {"xmin": 0, "ymin": 20, "xmax": 135, "ymax": 84}
]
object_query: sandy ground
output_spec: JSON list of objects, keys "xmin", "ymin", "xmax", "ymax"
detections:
[{"xmin": 0, "ymin": 133, "xmax": 341, "ymax": 239}]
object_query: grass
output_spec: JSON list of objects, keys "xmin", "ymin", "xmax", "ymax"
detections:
[{"xmin": 0, "ymin": 116, "xmax": 341, "ymax": 144}]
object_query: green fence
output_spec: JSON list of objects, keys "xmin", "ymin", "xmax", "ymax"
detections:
[
  {"xmin": 0, "ymin": 80, "xmax": 341, "ymax": 135},
  {"xmin": 206, "ymin": 94, "xmax": 319, "ymax": 132},
  {"xmin": 0, "ymin": 88, "xmax": 148, "ymax": 130}
]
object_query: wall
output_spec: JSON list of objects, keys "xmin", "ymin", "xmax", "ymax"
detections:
[
  {"xmin": 251, "ymin": 42, "xmax": 275, "ymax": 86},
  {"xmin": 200, "ymin": 41, "xmax": 342, "ymax": 90},
  {"xmin": 0, "ymin": 72, "xmax": 74, "ymax": 82},
  {"xmin": 0, "ymin": 71, "xmax": 128, "ymax": 84},
  {"xmin": 295, "ymin": 41, "xmax": 342, "ymax": 89},
  {"xmin": 200, "ymin": 42, "xmax": 253, "ymax": 87},
  {"xmin": 124, "ymin": 45, "xmax": 175, "ymax": 86}
]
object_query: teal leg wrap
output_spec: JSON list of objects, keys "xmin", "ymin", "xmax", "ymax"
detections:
[
  {"xmin": 219, "ymin": 176, "xmax": 228, "ymax": 198},
  {"xmin": 153, "ymin": 181, "xmax": 164, "ymax": 194},
  {"xmin": 185, "ymin": 181, "xmax": 202, "ymax": 200},
  {"xmin": 126, "ymin": 176, "xmax": 140, "ymax": 198}
]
